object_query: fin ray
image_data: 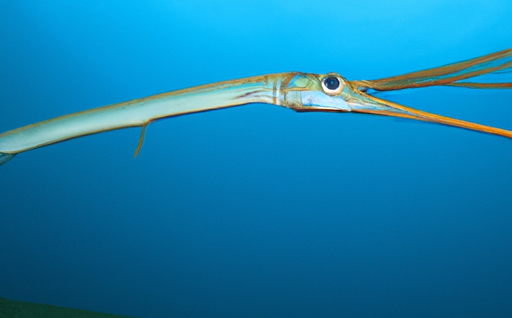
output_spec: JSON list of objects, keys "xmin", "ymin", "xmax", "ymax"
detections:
[
  {"xmin": 358, "ymin": 48, "xmax": 512, "ymax": 91},
  {"xmin": 134, "ymin": 124, "xmax": 148, "ymax": 157},
  {"xmin": 0, "ymin": 153, "xmax": 15, "ymax": 166}
]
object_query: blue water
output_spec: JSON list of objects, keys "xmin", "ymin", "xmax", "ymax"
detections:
[{"xmin": 1, "ymin": 1, "xmax": 512, "ymax": 317}]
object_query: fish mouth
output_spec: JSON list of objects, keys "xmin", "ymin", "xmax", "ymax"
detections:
[{"xmin": 348, "ymin": 88, "xmax": 512, "ymax": 139}]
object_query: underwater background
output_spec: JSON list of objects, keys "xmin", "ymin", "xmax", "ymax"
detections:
[{"xmin": 1, "ymin": 1, "xmax": 512, "ymax": 317}]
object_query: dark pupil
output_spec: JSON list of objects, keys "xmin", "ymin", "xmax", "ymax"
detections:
[{"xmin": 324, "ymin": 77, "xmax": 340, "ymax": 90}]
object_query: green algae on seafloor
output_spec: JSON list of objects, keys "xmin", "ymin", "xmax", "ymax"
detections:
[{"xmin": 0, "ymin": 297, "xmax": 136, "ymax": 318}]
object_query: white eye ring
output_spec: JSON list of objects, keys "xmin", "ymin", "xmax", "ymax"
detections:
[{"xmin": 321, "ymin": 74, "xmax": 344, "ymax": 96}]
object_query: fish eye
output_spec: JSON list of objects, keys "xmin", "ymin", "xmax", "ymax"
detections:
[
  {"xmin": 321, "ymin": 75, "xmax": 343, "ymax": 95},
  {"xmin": 324, "ymin": 77, "xmax": 339, "ymax": 90}
]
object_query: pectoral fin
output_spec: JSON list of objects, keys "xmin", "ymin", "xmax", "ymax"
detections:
[{"xmin": 355, "ymin": 48, "xmax": 512, "ymax": 91}]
